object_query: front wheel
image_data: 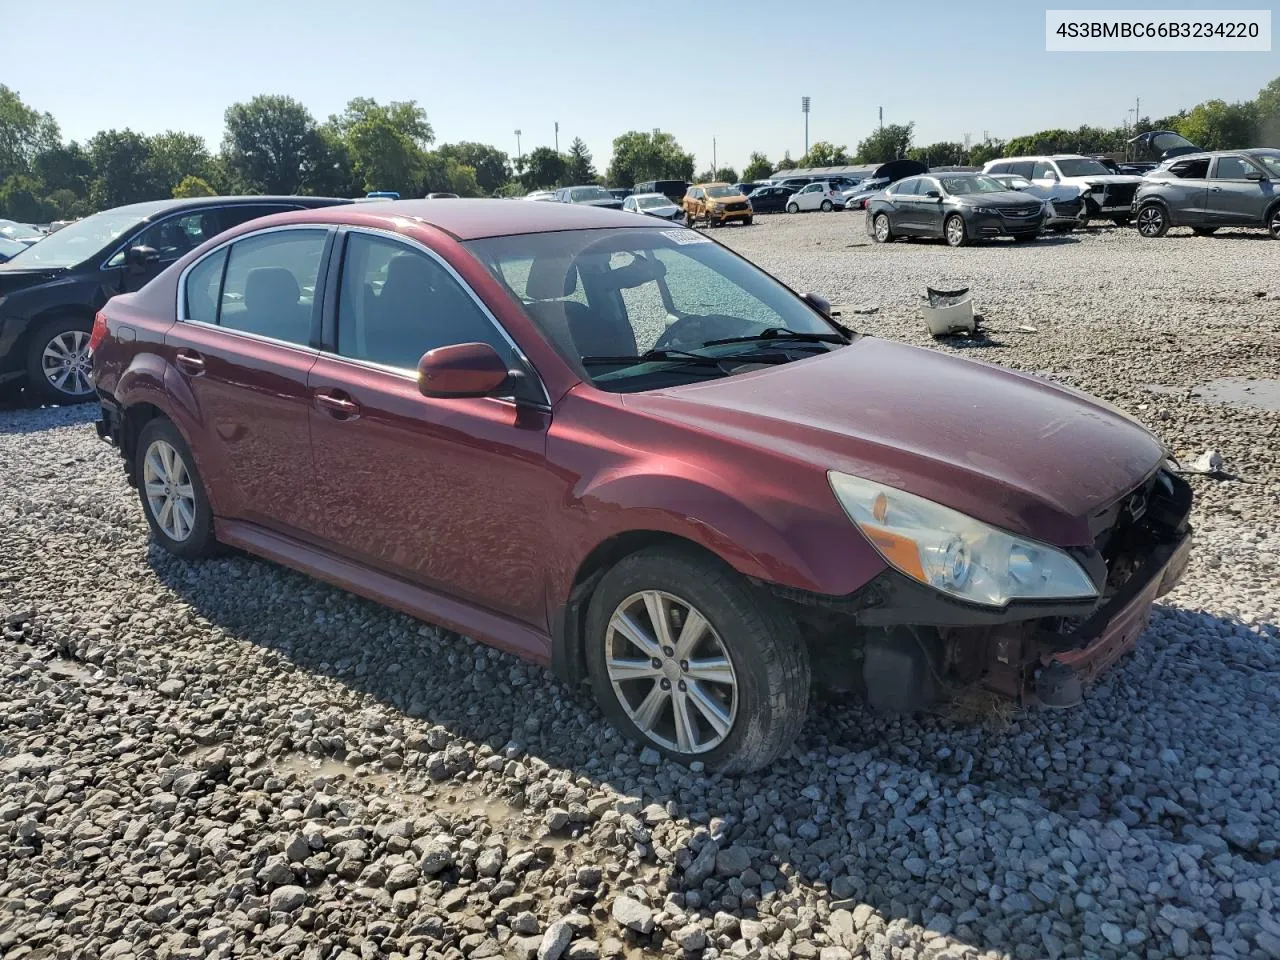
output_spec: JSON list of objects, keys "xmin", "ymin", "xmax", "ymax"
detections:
[
  {"xmin": 1268, "ymin": 205, "xmax": 1280, "ymax": 240},
  {"xmin": 1136, "ymin": 204, "xmax": 1168, "ymax": 238},
  {"xmin": 820, "ymin": 199, "xmax": 833, "ymax": 212},
  {"xmin": 944, "ymin": 214, "xmax": 968, "ymax": 247},
  {"xmin": 135, "ymin": 418, "xmax": 218, "ymax": 559},
  {"xmin": 742, "ymin": 216, "xmax": 753, "ymax": 226},
  {"xmin": 25, "ymin": 316, "xmax": 95, "ymax": 404},
  {"xmin": 1051, "ymin": 225, "xmax": 1074, "ymax": 234},
  {"xmin": 585, "ymin": 547, "xmax": 810, "ymax": 773},
  {"xmin": 786, "ymin": 202, "xmax": 799, "ymax": 214}
]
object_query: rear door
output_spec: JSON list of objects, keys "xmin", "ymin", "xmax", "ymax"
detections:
[
  {"xmin": 1159, "ymin": 157, "xmax": 1210, "ymax": 224},
  {"xmin": 165, "ymin": 225, "xmax": 333, "ymax": 534},
  {"xmin": 1207, "ymin": 155, "xmax": 1273, "ymax": 224}
]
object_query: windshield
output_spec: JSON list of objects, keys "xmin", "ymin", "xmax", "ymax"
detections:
[
  {"xmin": 1250, "ymin": 152, "xmax": 1280, "ymax": 177},
  {"xmin": 1002, "ymin": 176, "xmax": 1032, "ymax": 189},
  {"xmin": 467, "ymin": 227, "xmax": 842, "ymax": 392},
  {"xmin": 941, "ymin": 175, "xmax": 1010, "ymax": 195},
  {"xmin": 0, "ymin": 220, "xmax": 42, "ymax": 242},
  {"xmin": 636, "ymin": 195, "xmax": 669, "ymax": 209},
  {"xmin": 0, "ymin": 237, "xmax": 27, "ymax": 259},
  {"xmin": 1055, "ymin": 158, "xmax": 1112, "ymax": 178},
  {"xmin": 5, "ymin": 209, "xmax": 147, "ymax": 267},
  {"xmin": 705, "ymin": 185, "xmax": 739, "ymax": 198},
  {"xmin": 570, "ymin": 187, "xmax": 612, "ymax": 202}
]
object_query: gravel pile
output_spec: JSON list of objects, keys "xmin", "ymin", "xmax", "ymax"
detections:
[{"xmin": 2, "ymin": 221, "xmax": 1279, "ymax": 960}]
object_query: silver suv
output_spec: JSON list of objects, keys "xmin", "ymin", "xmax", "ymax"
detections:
[{"xmin": 1134, "ymin": 150, "xmax": 1280, "ymax": 239}]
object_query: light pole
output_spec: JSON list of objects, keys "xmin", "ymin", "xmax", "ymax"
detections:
[
  {"xmin": 713, "ymin": 137, "xmax": 717, "ymax": 178},
  {"xmin": 801, "ymin": 96, "xmax": 810, "ymax": 159},
  {"xmin": 514, "ymin": 129, "xmax": 522, "ymax": 168},
  {"xmin": 554, "ymin": 122, "xmax": 559, "ymax": 153}
]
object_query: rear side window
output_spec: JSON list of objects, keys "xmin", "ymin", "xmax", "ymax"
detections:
[
  {"xmin": 218, "ymin": 229, "xmax": 328, "ymax": 346},
  {"xmin": 1170, "ymin": 158, "xmax": 1209, "ymax": 179},
  {"xmin": 218, "ymin": 204, "xmax": 299, "ymax": 231},
  {"xmin": 336, "ymin": 232, "xmax": 513, "ymax": 371},
  {"xmin": 1010, "ymin": 161, "xmax": 1036, "ymax": 178},
  {"xmin": 184, "ymin": 248, "xmax": 227, "ymax": 324}
]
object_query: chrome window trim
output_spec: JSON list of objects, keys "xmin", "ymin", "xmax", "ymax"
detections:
[
  {"xmin": 101, "ymin": 202, "xmax": 298, "ymax": 273},
  {"xmin": 335, "ymin": 226, "xmax": 551, "ymax": 406},
  {"xmin": 176, "ymin": 314, "xmax": 321, "ymax": 355}
]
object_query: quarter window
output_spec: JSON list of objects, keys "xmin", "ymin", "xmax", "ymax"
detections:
[
  {"xmin": 336, "ymin": 233, "xmax": 512, "ymax": 371},
  {"xmin": 1212, "ymin": 156, "xmax": 1253, "ymax": 179},
  {"xmin": 184, "ymin": 248, "xmax": 227, "ymax": 324},
  {"xmin": 218, "ymin": 229, "xmax": 328, "ymax": 345}
]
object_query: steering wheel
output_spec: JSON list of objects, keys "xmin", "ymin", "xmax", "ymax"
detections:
[{"xmin": 653, "ymin": 314, "xmax": 744, "ymax": 350}]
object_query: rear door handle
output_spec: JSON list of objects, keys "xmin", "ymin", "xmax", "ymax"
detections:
[
  {"xmin": 175, "ymin": 350, "xmax": 205, "ymax": 376},
  {"xmin": 315, "ymin": 390, "xmax": 360, "ymax": 420}
]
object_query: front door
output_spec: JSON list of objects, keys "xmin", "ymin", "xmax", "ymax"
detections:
[
  {"xmin": 795, "ymin": 184, "xmax": 821, "ymax": 211},
  {"xmin": 164, "ymin": 226, "xmax": 333, "ymax": 534},
  {"xmin": 306, "ymin": 229, "xmax": 555, "ymax": 628},
  {"xmin": 917, "ymin": 178, "xmax": 946, "ymax": 234},
  {"xmin": 1207, "ymin": 155, "xmax": 1275, "ymax": 225}
]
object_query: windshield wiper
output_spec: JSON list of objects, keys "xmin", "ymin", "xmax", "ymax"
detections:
[
  {"xmin": 701, "ymin": 327, "xmax": 849, "ymax": 348},
  {"xmin": 580, "ymin": 347, "xmax": 790, "ymax": 367}
]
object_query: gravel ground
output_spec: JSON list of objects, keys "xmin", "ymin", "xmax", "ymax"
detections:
[{"xmin": 2, "ymin": 217, "xmax": 1279, "ymax": 960}]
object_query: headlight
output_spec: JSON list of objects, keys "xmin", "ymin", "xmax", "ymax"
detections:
[
  {"xmin": 972, "ymin": 206, "xmax": 1001, "ymax": 215},
  {"xmin": 828, "ymin": 472, "xmax": 1098, "ymax": 607}
]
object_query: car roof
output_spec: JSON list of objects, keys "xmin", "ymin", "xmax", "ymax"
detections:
[
  {"xmin": 694, "ymin": 182, "xmax": 731, "ymax": 188},
  {"xmin": 268, "ymin": 198, "xmax": 663, "ymax": 240},
  {"xmin": 988, "ymin": 155, "xmax": 1087, "ymax": 163},
  {"xmin": 630, "ymin": 192, "xmax": 671, "ymax": 200},
  {"xmin": 100, "ymin": 195, "xmax": 348, "ymax": 219}
]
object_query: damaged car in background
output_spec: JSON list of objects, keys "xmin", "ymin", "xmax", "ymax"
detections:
[
  {"xmin": 91, "ymin": 201, "xmax": 1192, "ymax": 773},
  {"xmin": 983, "ymin": 154, "xmax": 1146, "ymax": 225},
  {"xmin": 989, "ymin": 173, "xmax": 1087, "ymax": 233}
]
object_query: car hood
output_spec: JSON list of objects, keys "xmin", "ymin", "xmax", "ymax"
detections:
[
  {"xmin": 624, "ymin": 338, "xmax": 1164, "ymax": 547},
  {"xmin": 955, "ymin": 190, "xmax": 1041, "ymax": 207},
  {"xmin": 1072, "ymin": 174, "xmax": 1146, "ymax": 186},
  {"xmin": 577, "ymin": 198, "xmax": 624, "ymax": 209},
  {"xmin": 642, "ymin": 205, "xmax": 681, "ymax": 216},
  {"xmin": 0, "ymin": 263, "xmax": 66, "ymax": 296}
]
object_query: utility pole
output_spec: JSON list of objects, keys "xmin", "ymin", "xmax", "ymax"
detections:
[
  {"xmin": 878, "ymin": 106, "xmax": 883, "ymax": 132},
  {"xmin": 801, "ymin": 96, "xmax": 811, "ymax": 159},
  {"xmin": 554, "ymin": 122, "xmax": 559, "ymax": 153},
  {"xmin": 514, "ymin": 129, "xmax": 522, "ymax": 170},
  {"xmin": 713, "ymin": 138, "xmax": 717, "ymax": 177}
]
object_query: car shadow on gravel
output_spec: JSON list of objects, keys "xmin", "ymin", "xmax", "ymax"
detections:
[
  {"xmin": 147, "ymin": 541, "xmax": 1280, "ymax": 960},
  {"xmin": 0, "ymin": 399, "xmax": 97, "ymax": 434}
]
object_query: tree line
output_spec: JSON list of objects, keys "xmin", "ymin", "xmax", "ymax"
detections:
[{"xmin": 1, "ymin": 77, "xmax": 1276, "ymax": 222}]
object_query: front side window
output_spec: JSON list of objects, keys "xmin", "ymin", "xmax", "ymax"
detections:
[
  {"xmin": 337, "ymin": 233, "xmax": 513, "ymax": 371},
  {"xmin": 1009, "ymin": 161, "xmax": 1036, "ymax": 178},
  {"xmin": 891, "ymin": 179, "xmax": 919, "ymax": 196},
  {"xmin": 217, "ymin": 229, "xmax": 328, "ymax": 345},
  {"xmin": 111, "ymin": 210, "xmax": 224, "ymax": 267},
  {"xmin": 467, "ymin": 228, "xmax": 844, "ymax": 393},
  {"xmin": 1212, "ymin": 156, "xmax": 1253, "ymax": 180}
]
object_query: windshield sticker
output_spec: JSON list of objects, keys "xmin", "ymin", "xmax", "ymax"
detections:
[{"xmin": 661, "ymin": 229, "xmax": 712, "ymax": 245}]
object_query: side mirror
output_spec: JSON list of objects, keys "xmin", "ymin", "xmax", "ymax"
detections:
[
  {"xmin": 126, "ymin": 245, "xmax": 160, "ymax": 271},
  {"xmin": 1244, "ymin": 169, "xmax": 1265, "ymax": 181},
  {"xmin": 417, "ymin": 342, "xmax": 510, "ymax": 398},
  {"xmin": 924, "ymin": 189, "xmax": 942, "ymax": 199},
  {"xmin": 802, "ymin": 292, "xmax": 832, "ymax": 317},
  {"xmin": 1044, "ymin": 172, "xmax": 1059, "ymax": 182}
]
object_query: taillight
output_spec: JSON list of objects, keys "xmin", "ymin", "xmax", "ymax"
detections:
[{"xmin": 88, "ymin": 311, "xmax": 109, "ymax": 353}]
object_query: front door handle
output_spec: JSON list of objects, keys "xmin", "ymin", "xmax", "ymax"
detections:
[
  {"xmin": 315, "ymin": 390, "xmax": 360, "ymax": 421},
  {"xmin": 175, "ymin": 350, "xmax": 205, "ymax": 376}
]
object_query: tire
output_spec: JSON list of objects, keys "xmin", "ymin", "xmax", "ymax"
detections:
[
  {"xmin": 1191, "ymin": 227, "xmax": 1218, "ymax": 236},
  {"xmin": 820, "ymin": 199, "xmax": 833, "ymax": 212},
  {"xmin": 742, "ymin": 216, "xmax": 753, "ymax": 226},
  {"xmin": 134, "ymin": 418, "xmax": 217, "ymax": 560},
  {"xmin": 1013, "ymin": 233, "xmax": 1038, "ymax": 242},
  {"xmin": 1051, "ymin": 225, "xmax": 1074, "ymax": 234},
  {"xmin": 1268, "ymin": 204, "xmax": 1280, "ymax": 240},
  {"xmin": 786, "ymin": 202, "xmax": 799, "ymax": 214},
  {"xmin": 944, "ymin": 214, "xmax": 968, "ymax": 247},
  {"xmin": 24, "ymin": 315, "xmax": 95, "ymax": 405},
  {"xmin": 1112, "ymin": 215, "xmax": 1133, "ymax": 227},
  {"xmin": 1136, "ymin": 203, "xmax": 1168, "ymax": 238},
  {"xmin": 872, "ymin": 213, "xmax": 893, "ymax": 243},
  {"xmin": 584, "ymin": 546, "xmax": 809, "ymax": 774}
]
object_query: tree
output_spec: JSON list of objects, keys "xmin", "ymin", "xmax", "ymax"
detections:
[
  {"xmin": 855, "ymin": 123, "xmax": 913, "ymax": 163},
  {"xmin": 1178, "ymin": 99, "xmax": 1257, "ymax": 151},
  {"xmin": 222, "ymin": 95, "xmax": 328, "ymax": 195},
  {"xmin": 742, "ymin": 151, "xmax": 772, "ymax": 181},
  {"xmin": 520, "ymin": 146, "xmax": 568, "ymax": 190},
  {"xmin": 714, "ymin": 167, "xmax": 738, "ymax": 183},
  {"xmin": 148, "ymin": 131, "xmax": 214, "ymax": 196},
  {"xmin": 327, "ymin": 98, "xmax": 433, "ymax": 195},
  {"xmin": 0, "ymin": 173, "xmax": 54, "ymax": 221},
  {"xmin": 798, "ymin": 141, "xmax": 849, "ymax": 167},
  {"xmin": 565, "ymin": 138, "xmax": 596, "ymax": 184},
  {"xmin": 420, "ymin": 152, "xmax": 481, "ymax": 196},
  {"xmin": 88, "ymin": 129, "xmax": 160, "ymax": 208},
  {"xmin": 907, "ymin": 141, "xmax": 966, "ymax": 166},
  {"xmin": 966, "ymin": 139, "xmax": 1005, "ymax": 167},
  {"xmin": 32, "ymin": 142, "xmax": 92, "ymax": 197},
  {"xmin": 0, "ymin": 85, "xmax": 60, "ymax": 181},
  {"xmin": 605, "ymin": 130, "xmax": 694, "ymax": 187},
  {"xmin": 436, "ymin": 142, "xmax": 510, "ymax": 194},
  {"xmin": 1254, "ymin": 77, "xmax": 1280, "ymax": 146},
  {"xmin": 173, "ymin": 175, "xmax": 216, "ymax": 198},
  {"xmin": 44, "ymin": 188, "xmax": 90, "ymax": 219},
  {"xmin": 777, "ymin": 151, "xmax": 795, "ymax": 172}
]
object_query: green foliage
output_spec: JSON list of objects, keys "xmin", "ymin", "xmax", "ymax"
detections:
[
  {"xmin": 521, "ymin": 146, "xmax": 568, "ymax": 190},
  {"xmin": 714, "ymin": 167, "xmax": 738, "ymax": 183},
  {"xmin": 798, "ymin": 142, "xmax": 849, "ymax": 167},
  {"xmin": 777, "ymin": 151, "xmax": 795, "ymax": 172},
  {"xmin": 173, "ymin": 175, "xmax": 216, "ymax": 198},
  {"xmin": 907, "ymin": 141, "xmax": 966, "ymax": 166},
  {"xmin": 565, "ymin": 138, "xmax": 596, "ymax": 185},
  {"xmin": 147, "ymin": 131, "xmax": 214, "ymax": 197},
  {"xmin": 0, "ymin": 173, "xmax": 55, "ymax": 221},
  {"xmin": 855, "ymin": 124, "xmax": 913, "ymax": 163},
  {"xmin": 742, "ymin": 151, "xmax": 772, "ymax": 181},
  {"xmin": 436, "ymin": 142, "xmax": 510, "ymax": 194},
  {"xmin": 88, "ymin": 129, "xmax": 160, "ymax": 209},
  {"xmin": 221, "ymin": 94, "xmax": 328, "ymax": 194},
  {"xmin": 327, "ymin": 98, "xmax": 433, "ymax": 196},
  {"xmin": 420, "ymin": 152, "xmax": 482, "ymax": 196},
  {"xmin": 1255, "ymin": 77, "xmax": 1280, "ymax": 146},
  {"xmin": 606, "ymin": 130, "xmax": 694, "ymax": 187},
  {"xmin": 0, "ymin": 84, "xmax": 60, "ymax": 181},
  {"xmin": 966, "ymin": 139, "xmax": 1006, "ymax": 167},
  {"xmin": 1176, "ymin": 99, "xmax": 1257, "ymax": 151},
  {"xmin": 32, "ymin": 142, "xmax": 92, "ymax": 197}
]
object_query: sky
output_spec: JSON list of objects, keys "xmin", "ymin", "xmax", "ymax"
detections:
[{"xmin": 3, "ymin": 0, "xmax": 1275, "ymax": 175}]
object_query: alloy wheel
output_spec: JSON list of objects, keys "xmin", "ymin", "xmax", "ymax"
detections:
[
  {"xmin": 1138, "ymin": 206, "xmax": 1164, "ymax": 237},
  {"xmin": 874, "ymin": 214, "xmax": 890, "ymax": 242},
  {"xmin": 142, "ymin": 439, "xmax": 198, "ymax": 542},
  {"xmin": 41, "ymin": 330, "xmax": 94, "ymax": 398},
  {"xmin": 604, "ymin": 589, "xmax": 738, "ymax": 755},
  {"xmin": 946, "ymin": 216, "xmax": 965, "ymax": 246},
  {"xmin": 1270, "ymin": 208, "xmax": 1280, "ymax": 239}
]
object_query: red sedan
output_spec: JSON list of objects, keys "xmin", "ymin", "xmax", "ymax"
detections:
[{"xmin": 91, "ymin": 200, "xmax": 1192, "ymax": 772}]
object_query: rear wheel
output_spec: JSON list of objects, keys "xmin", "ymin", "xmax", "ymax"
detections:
[
  {"xmin": 944, "ymin": 214, "xmax": 968, "ymax": 247},
  {"xmin": 742, "ymin": 216, "xmax": 753, "ymax": 226},
  {"xmin": 820, "ymin": 199, "xmax": 833, "ymax": 212},
  {"xmin": 1191, "ymin": 226, "xmax": 1218, "ymax": 236},
  {"xmin": 872, "ymin": 213, "xmax": 893, "ymax": 243},
  {"xmin": 134, "ymin": 418, "xmax": 217, "ymax": 560},
  {"xmin": 25, "ymin": 316, "xmax": 95, "ymax": 405},
  {"xmin": 585, "ymin": 547, "xmax": 809, "ymax": 773},
  {"xmin": 1136, "ymin": 203, "xmax": 1168, "ymax": 238},
  {"xmin": 1268, "ymin": 205, "xmax": 1280, "ymax": 240},
  {"xmin": 786, "ymin": 202, "xmax": 799, "ymax": 214}
]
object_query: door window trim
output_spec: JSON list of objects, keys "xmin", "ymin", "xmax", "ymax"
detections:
[
  {"xmin": 325, "ymin": 226, "xmax": 552, "ymax": 407},
  {"xmin": 174, "ymin": 223, "xmax": 335, "ymax": 354}
]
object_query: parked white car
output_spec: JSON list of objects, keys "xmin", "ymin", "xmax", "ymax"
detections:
[
  {"xmin": 622, "ymin": 192, "xmax": 686, "ymax": 222},
  {"xmin": 982, "ymin": 155, "xmax": 1145, "ymax": 224},
  {"xmin": 786, "ymin": 181, "xmax": 843, "ymax": 213},
  {"xmin": 524, "ymin": 190, "xmax": 557, "ymax": 202},
  {"xmin": 988, "ymin": 174, "xmax": 1087, "ymax": 232}
]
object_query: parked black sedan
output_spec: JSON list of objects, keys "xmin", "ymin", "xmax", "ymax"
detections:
[
  {"xmin": 867, "ymin": 173, "xmax": 1044, "ymax": 247},
  {"xmin": 745, "ymin": 184, "xmax": 797, "ymax": 214},
  {"xmin": 0, "ymin": 195, "xmax": 348, "ymax": 403}
]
